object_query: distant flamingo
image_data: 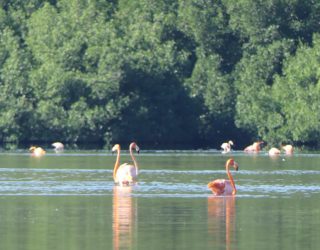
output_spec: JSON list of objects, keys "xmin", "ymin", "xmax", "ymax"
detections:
[
  {"xmin": 112, "ymin": 142, "xmax": 140, "ymax": 185},
  {"xmin": 244, "ymin": 141, "xmax": 263, "ymax": 153},
  {"xmin": 221, "ymin": 141, "xmax": 234, "ymax": 154},
  {"xmin": 207, "ymin": 158, "xmax": 239, "ymax": 196},
  {"xmin": 282, "ymin": 144, "xmax": 294, "ymax": 155},
  {"xmin": 29, "ymin": 146, "xmax": 46, "ymax": 157},
  {"xmin": 268, "ymin": 147, "xmax": 281, "ymax": 156},
  {"xmin": 52, "ymin": 142, "xmax": 64, "ymax": 152}
]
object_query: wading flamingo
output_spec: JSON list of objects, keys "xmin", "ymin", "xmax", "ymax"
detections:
[
  {"xmin": 282, "ymin": 144, "xmax": 293, "ymax": 155},
  {"xmin": 207, "ymin": 158, "xmax": 239, "ymax": 196},
  {"xmin": 221, "ymin": 141, "xmax": 234, "ymax": 154},
  {"xmin": 112, "ymin": 142, "xmax": 140, "ymax": 185},
  {"xmin": 29, "ymin": 146, "xmax": 46, "ymax": 157},
  {"xmin": 244, "ymin": 141, "xmax": 263, "ymax": 153},
  {"xmin": 52, "ymin": 142, "xmax": 64, "ymax": 152},
  {"xmin": 268, "ymin": 147, "xmax": 281, "ymax": 156}
]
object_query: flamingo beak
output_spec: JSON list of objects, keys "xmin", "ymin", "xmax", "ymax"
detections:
[{"xmin": 136, "ymin": 146, "xmax": 140, "ymax": 154}]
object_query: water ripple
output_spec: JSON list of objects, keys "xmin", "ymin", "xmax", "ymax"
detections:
[{"xmin": 0, "ymin": 168, "xmax": 319, "ymax": 197}]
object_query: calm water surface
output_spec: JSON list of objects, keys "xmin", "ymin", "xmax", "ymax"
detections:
[{"xmin": 0, "ymin": 150, "xmax": 320, "ymax": 249}]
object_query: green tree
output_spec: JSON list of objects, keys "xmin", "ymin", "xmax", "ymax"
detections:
[
  {"xmin": 272, "ymin": 34, "xmax": 320, "ymax": 146},
  {"xmin": 26, "ymin": 0, "xmax": 121, "ymax": 143},
  {"xmin": 234, "ymin": 40, "xmax": 294, "ymax": 143}
]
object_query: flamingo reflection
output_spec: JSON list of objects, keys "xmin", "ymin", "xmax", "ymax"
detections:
[
  {"xmin": 113, "ymin": 186, "xmax": 136, "ymax": 250},
  {"xmin": 208, "ymin": 196, "xmax": 237, "ymax": 250}
]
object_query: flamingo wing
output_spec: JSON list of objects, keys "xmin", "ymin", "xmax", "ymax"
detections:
[{"xmin": 208, "ymin": 179, "xmax": 226, "ymax": 195}]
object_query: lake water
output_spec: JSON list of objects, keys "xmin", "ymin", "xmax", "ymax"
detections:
[{"xmin": 0, "ymin": 150, "xmax": 320, "ymax": 249}]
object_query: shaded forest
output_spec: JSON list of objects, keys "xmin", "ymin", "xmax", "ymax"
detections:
[{"xmin": 1, "ymin": 0, "xmax": 320, "ymax": 149}]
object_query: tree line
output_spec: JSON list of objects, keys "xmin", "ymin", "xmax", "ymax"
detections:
[{"xmin": 0, "ymin": 0, "xmax": 320, "ymax": 149}]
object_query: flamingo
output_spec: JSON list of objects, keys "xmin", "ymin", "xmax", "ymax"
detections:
[
  {"xmin": 221, "ymin": 140, "xmax": 234, "ymax": 154},
  {"xmin": 207, "ymin": 158, "xmax": 239, "ymax": 196},
  {"xmin": 52, "ymin": 142, "xmax": 64, "ymax": 152},
  {"xmin": 268, "ymin": 147, "xmax": 281, "ymax": 156},
  {"xmin": 244, "ymin": 141, "xmax": 263, "ymax": 153},
  {"xmin": 112, "ymin": 142, "xmax": 140, "ymax": 185},
  {"xmin": 29, "ymin": 146, "xmax": 46, "ymax": 157},
  {"xmin": 282, "ymin": 144, "xmax": 293, "ymax": 155}
]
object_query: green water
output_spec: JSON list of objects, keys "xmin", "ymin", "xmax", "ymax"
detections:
[{"xmin": 0, "ymin": 151, "xmax": 320, "ymax": 249}]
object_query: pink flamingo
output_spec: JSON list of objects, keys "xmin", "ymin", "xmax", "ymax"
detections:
[
  {"xmin": 207, "ymin": 158, "xmax": 239, "ymax": 196},
  {"xmin": 29, "ymin": 146, "xmax": 46, "ymax": 157},
  {"xmin": 112, "ymin": 142, "xmax": 140, "ymax": 185},
  {"xmin": 268, "ymin": 147, "xmax": 281, "ymax": 156},
  {"xmin": 52, "ymin": 142, "xmax": 64, "ymax": 152},
  {"xmin": 244, "ymin": 141, "xmax": 263, "ymax": 153},
  {"xmin": 221, "ymin": 140, "xmax": 234, "ymax": 154},
  {"xmin": 282, "ymin": 144, "xmax": 294, "ymax": 155}
]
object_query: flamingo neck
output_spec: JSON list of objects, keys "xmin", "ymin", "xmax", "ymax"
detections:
[
  {"xmin": 226, "ymin": 161, "xmax": 236, "ymax": 194},
  {"xmin": 130, "ymin": 145, "xmax": 138, "ymax": 175},
  {"xmin": 113, "ymin": 148, "xmax": 120, "ymax": 181}
]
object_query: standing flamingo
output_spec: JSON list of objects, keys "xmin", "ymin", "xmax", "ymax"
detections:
[
  {"xmin": 207, "ymin": 158, "xmax": 239, "ymax": 196},
  {"xmin": 244, "ymin": 141, "xmax": 263, "ymax": 153},
  {"xmin": 282, "ymin": 144, "xmax": 294, "ymax": 155},
  {"xmin": 112, "ymin": 142, "xmax": 140, "ymax": 185},
  {"xmin": 221, "ymin": 140, "xmax": 234, "ymax": 154}
]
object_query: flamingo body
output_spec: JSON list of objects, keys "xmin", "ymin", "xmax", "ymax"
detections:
[
  {"xmin": 114, "ymin": 163, "xmax": 137, "ymax": 185},
  {"xmin": 268, "ymin": 147, "xmax": 281, "ymax": 156},
  {"xmin": 244, "ymin": 141, "xmax": 263, "ymax": 153},
  {"xmin": 52, "ymin": 142, "xmax": 64, "ymax": 151},
  {"xmin": 208, "ymin": 179, "xmax": 234, "ymax": 196},
  {"xmin": 282, "ymin": 144, "xmax": 293, "ymax": 155},
  {"xmin": 29, "ymin": 146, "xmax": 46, "ymax": 157},
  {"xmin": 208, "ymin": 158, "xmax": 239, "ymax": 196},
  {"xmin": 112, "ymin": 142, "xmax": 140, "ymax": 186},
  {"xmin": 221, "ymin": 140, "xmax": 233, "ymax": 154}
]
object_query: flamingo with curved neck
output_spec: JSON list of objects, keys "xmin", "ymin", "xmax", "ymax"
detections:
[
  {"xmin": 112, "ymin": 142, "xmax": 140, "ymax": 185},
  {"xmin": 207, "ymin": 158, "xmax": 239, "ymax": 195}
]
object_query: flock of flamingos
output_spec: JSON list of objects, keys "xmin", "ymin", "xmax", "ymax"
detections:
[{"xmin": 28, "ymin": 140, "xmax": 294, "ymax": 196}]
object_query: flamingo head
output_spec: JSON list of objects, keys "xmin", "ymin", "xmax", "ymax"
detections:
[
  {"xmin": 130, "ymin": 142, "xmax": 140, "ymax": 154},
  {"xmin": 229, "ymin": 140, "xmax": 234, "ymax": 146},
  {"xmin": 112, "ymin": 144, "xmax": 120, "ymax": 152},
  {"xmin": 227, "ymin": 158, "xmax": 239, "ymax": 171}
]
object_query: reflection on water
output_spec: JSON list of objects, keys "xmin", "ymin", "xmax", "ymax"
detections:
[
  {"xmin": 208, "ymin": 196, "xmax": 236, "ymax": 250},
  {"xmin": 113, "ymin": 186, "xmax": 136, "ymax": 250},
  {"xmin": 1, "ymin": 153, "xmax": 320, "ymax": 250}
]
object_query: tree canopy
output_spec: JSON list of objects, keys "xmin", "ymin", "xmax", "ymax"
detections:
[{"xmin": 0, "ymin": 0, "xmax": 320, "ymax": 149}]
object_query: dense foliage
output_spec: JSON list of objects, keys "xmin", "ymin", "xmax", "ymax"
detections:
[{"xmin": 0, "ymin": 0, "xmax": 320, "ymax": 149}]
